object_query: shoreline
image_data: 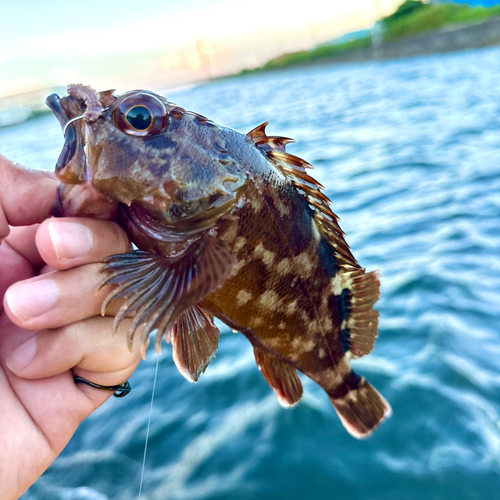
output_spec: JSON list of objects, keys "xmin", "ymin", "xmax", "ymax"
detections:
[{"xmin": 231, "ymin": 17, "xmax": 500, "ymax": 77}]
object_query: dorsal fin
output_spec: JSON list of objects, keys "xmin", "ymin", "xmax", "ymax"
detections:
[
  {"xmin": 247, "ymin": 122, "xmax": 382, "ymax": 359},
  {"xmin": 248, "ymin": 122, "xmax": 296, "ymax": 153},
  {"xmin": 247, "ymin": 122, "xmax": 358, "ymax": 270},
  {"xmin": 247, "ymin": 122, "xmax": 269, "ymax": 141}
]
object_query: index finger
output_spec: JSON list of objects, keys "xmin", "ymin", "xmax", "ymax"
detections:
[{"xmin": 0, "ymin": 155, "xmax": 57, "ymax": 240}]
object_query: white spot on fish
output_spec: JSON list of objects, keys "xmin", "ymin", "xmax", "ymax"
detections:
[
  {"xmin": 276, "ymin": 258, "xmax": 292, "ymax": 275},
  {"xmin": 259, "ymin": 290, "xmax": 280, "ymax": 311},
  {"xmin": 307, "ymin": 319, "xmax": 320, "ymax": 333},
  {"xmin": 233, "ymin": 236, "xmax": 246, "ymax": 253},
  {"xmin": 266, "ymin": 336, "xmax": 283, "ymax": 348},
  {"xmin": 338, "ymin": 357, "xmax": 351, "ymax": 378},
  {"xmin": 236, "ymin": 289, "xmax": 252, "ymax": 307},
  {"xmin": 347, "ymin": 390, "xmax": 359, "ymax": 403},
  {"xmin": 254, "ymin": 243, "xmax": 275, "ymax": 267},
  {"xmin": 295, "ymin": 251, "xmax": 314, "ymax": 279},
  {"xmin": 329, "ymin": 275, "xmax": 342, "ymax": 296},
  {"xmin": 252, "ymin": 316, "xmax": 264, "ymax": 327},
  {"xmin": 323, "ymin": 318, "xmax": 333, "ymax": 331},
  {"xmin": 286, "ymin": 299, "xmax": 298, "ymax": 316},
  {"xmin": 311, "ymin": 220, "xmax": 321, "ymax": 241},
  {"xmin": 305, "ymin": 340, "xmax": 315, "ymax": 351},
  {"xmin": 223, "ymin": 223, "xmax": 239, "ymax": 244},
  {"xmin": 249, "ymin": 194, "xmax": 263, "ymax": 212},
  {"xmin": 340, "ymin": 273, "xmax": 354, "ymax": 290},
  {"xmin": 275, "ymin": 198, "xmax": 291, "ymax": 216},
  {"xmin": 321, "ymin": 370, "xmax": 344, "ymax": 389},
  {"xmin": 232, "ymin": 258, "xmax": 247, "ymax": 275}
]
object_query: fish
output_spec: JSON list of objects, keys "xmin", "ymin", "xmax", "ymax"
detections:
[{"xmin": 46, "ymin": 84, "xmax": 391, "ymax": 438}]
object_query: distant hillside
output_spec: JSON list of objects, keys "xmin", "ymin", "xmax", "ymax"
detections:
[
  {"xmin": 238, "ymin": 1, "xmax": 500, "ymax": 75},
  {"xmin": 319, "ymin": 29, "xmax": 371, "ymax": 47},
  {"xmin": 441, "ymin": 0, "xmax": 500, "ymax": 6},
  {"xmin": 382, "ymin": 0, "xmax": 500, "ymax": 42}
]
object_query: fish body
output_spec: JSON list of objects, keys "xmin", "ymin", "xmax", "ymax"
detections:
[{"xmin": 47, "ymin": 85, "xmax": 391, "ymax": 437}]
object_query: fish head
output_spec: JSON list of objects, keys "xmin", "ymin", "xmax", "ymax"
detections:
[{"xmin": 47, "ymin": 85, "xmax": 246, "ymax": 236}]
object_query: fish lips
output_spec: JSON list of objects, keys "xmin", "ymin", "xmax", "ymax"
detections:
[
  {"xmin": 46, "ymin": 93, "xmax": 102, "ymax": 218},
  {"xmin": 46, "ymin": 93, "xmax": 88, "ymax": 184}
]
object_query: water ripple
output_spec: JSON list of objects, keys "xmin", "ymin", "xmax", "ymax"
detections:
[{"xmin": 4, "ymin": 46, "xmax": 499, "ymax": 500}]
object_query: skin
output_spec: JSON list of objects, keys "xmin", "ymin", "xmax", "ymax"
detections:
[{"xmin": 0, "ymin": 155, "xmax": 142, "ymax": 499}]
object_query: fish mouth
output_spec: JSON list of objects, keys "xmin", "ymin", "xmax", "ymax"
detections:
[
  {"xmin": 46, "ymin": 93, "xmax": 72, "ymax": 128},
  {"xmin": 46, "ymin": 91, "xmax": 117, "ymax": 219},
  {"xmin": 46, "ymin": 92, "xmax": 87, "ymax": 183}
]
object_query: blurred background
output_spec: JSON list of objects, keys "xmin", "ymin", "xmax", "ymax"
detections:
[{"xmin": 2, "ymin": 1, "xmax": 500, "ymax": 499}]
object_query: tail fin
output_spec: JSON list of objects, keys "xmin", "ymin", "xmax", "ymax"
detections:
[{"xmin": 329, "ymin": 371, "xmax": 391, "ymax": 439}]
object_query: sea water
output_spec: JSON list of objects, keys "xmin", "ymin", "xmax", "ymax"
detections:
[{"xmin": 1, "ymin": 46, "xmax": 500, "ymax": 500}]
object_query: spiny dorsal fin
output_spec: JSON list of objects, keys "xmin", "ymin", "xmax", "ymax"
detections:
[
  {"xmin": 247, "ymin": 122, "xmax": 270, "ymax": 141},
  {"xmin": 247, "ymin": 122, "xmax": 358, "ymax": 269},
  {"xmin": 248, "ymin": 122, "xmax": 382, "ymax": 360},
  {"xmin": 247, "ymin": 122, "xmax": 296, "ymax": 154}
]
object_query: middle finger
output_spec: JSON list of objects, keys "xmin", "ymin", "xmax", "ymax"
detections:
[{"xmin": 4, "ymin": 217, "xmax": 132, "ymax": 330}]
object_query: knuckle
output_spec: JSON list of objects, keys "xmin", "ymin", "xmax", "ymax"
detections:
[{"xmin": 106, "ymin": 222, "xmax": 131, "ymax": 254}]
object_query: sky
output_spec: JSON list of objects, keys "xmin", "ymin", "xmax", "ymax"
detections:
[{"xmin": 0, "ymin": 0, "xmax": 402, "ymax": 98}]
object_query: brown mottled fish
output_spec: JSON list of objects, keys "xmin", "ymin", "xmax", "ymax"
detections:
[{"xmin": 46, "ymin": 84, "xmax": 391, "ymax": 438}]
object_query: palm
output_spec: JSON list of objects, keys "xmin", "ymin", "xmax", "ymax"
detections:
[
  {"xmin": 0, "ymin": 239, "xmax": 86, "ymax": 496},
  {"xmin": 0, "ymin": 156, "xmax": 141, "ymax": 499}
]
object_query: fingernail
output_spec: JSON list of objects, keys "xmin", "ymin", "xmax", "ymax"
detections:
[
  {"xmin": 49, "ymin": 221, "xmax": 93, "ymax": 260},
  {"xmin": 7, "ymin": 336, "xmax": 38, "ymax": 372},
  {"xmin": 5, "ymin": 279, "xmax": 59, "ymax": 322}
]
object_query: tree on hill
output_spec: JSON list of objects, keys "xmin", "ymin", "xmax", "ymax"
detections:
[{"xmin": 382, "ymin": 0, "xmax": 428, "ymax": 28}]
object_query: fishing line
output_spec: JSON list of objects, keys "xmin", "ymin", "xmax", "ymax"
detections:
[{"xmin": 138, "ymin": 353, "xmax": 160, "ymax": 500}]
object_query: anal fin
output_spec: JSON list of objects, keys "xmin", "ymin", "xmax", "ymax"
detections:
[
  {"xmin": 172, "ymin": 305, "xmax": 220, "ymax": 382},
  {"xmin": 254, "ymin": 347, "xmax": 303, "ymax": 407},
  {"xmin": 98, "ymin": 233, "xmax": 236, "ymax": 353}
]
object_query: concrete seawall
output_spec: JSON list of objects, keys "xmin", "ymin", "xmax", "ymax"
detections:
[{"xmin": 310, "ymin": 17, "xmax": 500, "ymax": 64}]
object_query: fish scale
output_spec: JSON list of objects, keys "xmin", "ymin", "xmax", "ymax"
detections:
[{"xmin": 47, "ymin": 84, "xmax": 391, "ymax": 438}]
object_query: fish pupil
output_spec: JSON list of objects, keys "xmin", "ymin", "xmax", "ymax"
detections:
[{"xmin": 126, "ymin": 106, "xmax": 152, "ymax": 130}]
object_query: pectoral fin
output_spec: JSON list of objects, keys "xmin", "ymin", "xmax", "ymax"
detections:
[
  {"xmin": 99, "ymin": 234, "xmax": 237, "ymax": 354},
  {"xmin": 254, "ymin": 347, "xmax": 303, "ymax": 407},
  {"xmin": 172, "ymin": 305, "xmax": 220, "ymax": 382}
]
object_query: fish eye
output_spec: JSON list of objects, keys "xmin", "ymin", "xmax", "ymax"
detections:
[
  {"xmin": 115, "ymin": 92, "xmax": 167, "ymax": 137},
  {"xmin": 125, "ymin": 105, "xmax": 152, "ymax": 131}
]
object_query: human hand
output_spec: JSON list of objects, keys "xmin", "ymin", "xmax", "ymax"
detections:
[{"xmin": 0, "ymin": 155, "xmax": 142, "ymax": 499}]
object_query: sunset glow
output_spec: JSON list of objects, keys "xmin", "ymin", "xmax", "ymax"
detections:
[{"xmin": 0, "ymin": 0, "xmax": 402, "ymax": 97}]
